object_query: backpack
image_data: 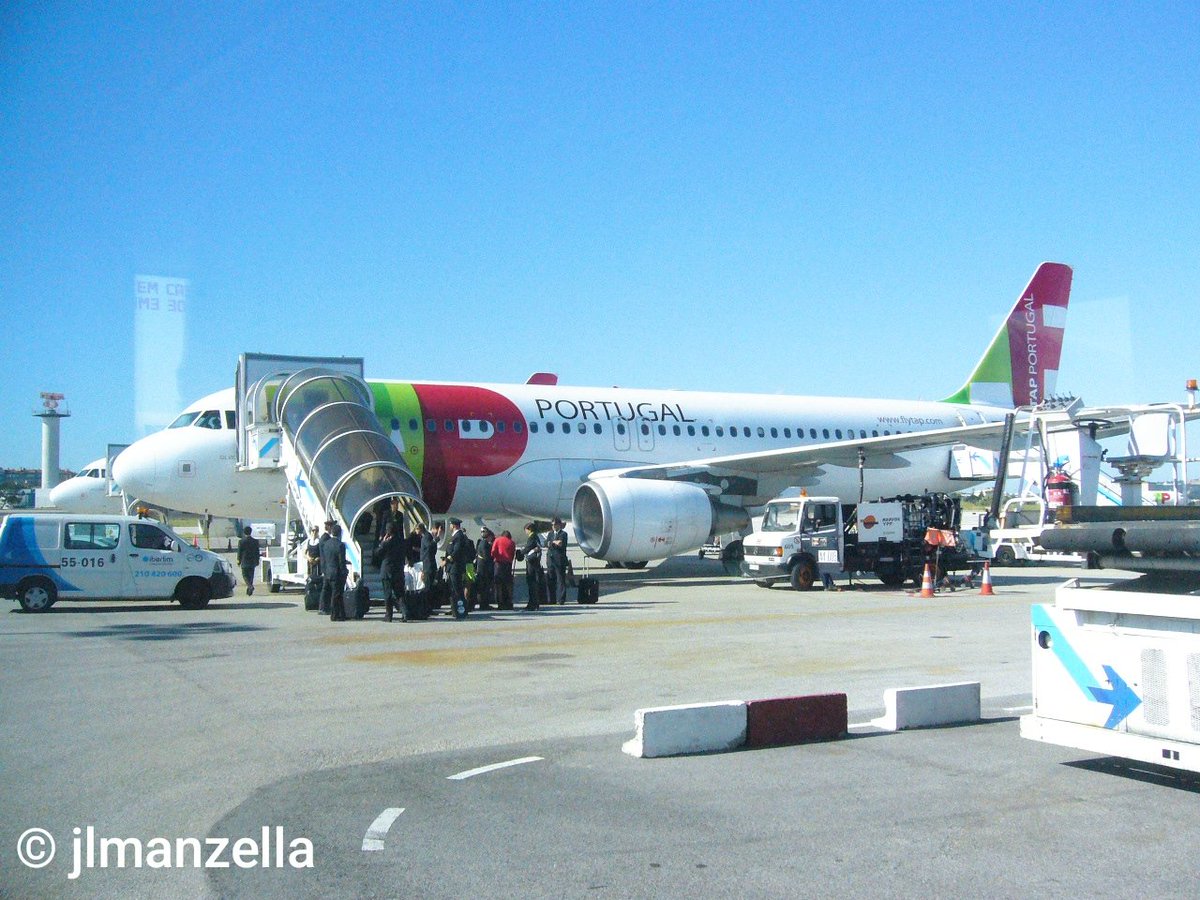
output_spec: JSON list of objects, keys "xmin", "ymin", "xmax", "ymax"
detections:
[{"xmin": 455, "ymin": 533, "xmax": 476, "ymax": 566}]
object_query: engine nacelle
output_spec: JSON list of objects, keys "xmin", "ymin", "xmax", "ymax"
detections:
[{"xmin": 572, "ymin": 478, "xmax": 748, "ymax": 562}]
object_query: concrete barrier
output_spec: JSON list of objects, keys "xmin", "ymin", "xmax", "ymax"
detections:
[
  {"xmin": 745, "ymin": 694, "xmax": 848, "ymax": 748},
  {"xmin": 875, "ymin": 681, "xmax": 981, "ymax": 731},
  {"xmin": 622, "ymin": 701, "xmax": 747, "ymax": 758}
]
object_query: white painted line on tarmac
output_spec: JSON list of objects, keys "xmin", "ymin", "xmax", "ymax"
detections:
[
  {"xmin": 362, "ymin": 807, "xmax": 405, "ymax": 851},
  {"xmin": 447, "ymin": 756, "xmax": 544, "ymax": 781}
]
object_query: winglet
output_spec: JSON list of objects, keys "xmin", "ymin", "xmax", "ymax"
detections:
[
  {"xmin": 526, "ymin": 372, "xmax": 559, "ymax": 386},
  {"xmin": 943, "ymin": 262, "xmax": 1073, "ymax": 408}
]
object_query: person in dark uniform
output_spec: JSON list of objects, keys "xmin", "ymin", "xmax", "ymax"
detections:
[
  {"xmin": 418, "ymin": 522, "xmax": 440, "ymax": 593},
  {"xmin": 545, "ymin": 517, "xmax": 569, "ymax": 605},
  {"xmin": 444, "ymin": 518, "xmax": 472, "ymax": 618},
  {"xmin": 316, "ymin": 519, "xmax": 334, "ymax": 613},
  {"xmin": 521, "ymin": 522, "xmax": 543, "ymax": 611},
  {"xmin": 491, "ymin": 529, "xmax": 516, "ymax": 610},
  {"xmin": 236, "ymin": 526, "xmax": 262, "ymax": 596},
  {"xmin": 474, "ymin": 527, "xmax": 495, "ymax": 610},
  {"xmin": 320, "ymin": 522, "xmax": 348, "ymax": 621},
  {"xmin": 379, "ymin": 522, "xmax": 409, "ymax": 622}
]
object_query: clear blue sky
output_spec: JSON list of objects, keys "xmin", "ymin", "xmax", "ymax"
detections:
[{"xmin": 2, "ymin": 2, "xmax": 1197, "ymax": 469}]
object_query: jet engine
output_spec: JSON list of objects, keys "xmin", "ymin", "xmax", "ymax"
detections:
[{"xmin": 572, "ymin": 478, "xmax": 748, "ymax": 562}]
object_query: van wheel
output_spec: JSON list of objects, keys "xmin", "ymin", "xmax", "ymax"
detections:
[
  {"xmin": 790, "ymin": 560, "xmax": 816, "ymax": 591},
  {"xmin": 176, "ymin": 578, "xmax": 212, "ymax": 609},
  {"xmin": 18, "ymin": 577, "xmax": 56, "ymax": 612}
]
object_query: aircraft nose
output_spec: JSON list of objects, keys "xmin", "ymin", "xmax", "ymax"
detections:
[{"xmin": 111, "ymin": 440, "xmax": 158, "ymax": 499}]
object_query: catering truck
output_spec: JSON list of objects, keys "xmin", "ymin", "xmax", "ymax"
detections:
[
  {"xmin": 0, "ymin": 513, "xmax": 236, "ymax": 611},
  {"xmin": 740, "ymin": 492, "xmax": 981, "ymax": 590}
]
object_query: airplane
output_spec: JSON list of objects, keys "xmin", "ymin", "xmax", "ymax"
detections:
[
  {"xmin": 114, "ymin": 262, "xmax": 1074, "ymax": 564},
  {"xmin": 47, "ymin": 458, "xmax": 126, "ymax": 513}
]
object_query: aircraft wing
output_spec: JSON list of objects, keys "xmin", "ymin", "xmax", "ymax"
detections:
[{"xmin": 588, "ymin": 419, "xmax": 1019, "ymax": 484}]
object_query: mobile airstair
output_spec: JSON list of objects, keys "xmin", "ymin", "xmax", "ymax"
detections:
[{"xmin": 235, "ymin": 354, "xmax": 430, "ymax": 598}]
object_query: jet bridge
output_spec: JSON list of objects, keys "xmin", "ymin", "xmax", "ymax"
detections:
[{"xmin": 235, "ymin": 353, "xmax": 429, "ymax": 590}]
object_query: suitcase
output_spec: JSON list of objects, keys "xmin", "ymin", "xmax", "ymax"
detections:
[
  {"xmin": 576, "ymin": 574, "xmax": 600, "ymax": 604},
  {"xmin": 304, "ymin": 577, "xmax": 322, "ymax": 611},
  {"xmin": 404, "ymin": 589, "xmax": 431, "ymax": 621},
  {"xmin": 346, "ymin": 582, "xmax": 370, "ymax": 620}
]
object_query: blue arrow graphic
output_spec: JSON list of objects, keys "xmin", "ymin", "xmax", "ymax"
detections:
[
  {"xmin": 1031, "ymin": 605, "xmax": 1141, "ymax": 729},
  {"xmin": 1089, "ymin": 665, "xmax": 1142, "ymax": 729}
]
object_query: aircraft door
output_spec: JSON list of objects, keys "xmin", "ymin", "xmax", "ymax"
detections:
[
  {"xmin": 635, "ymin": 419, "xmax": 655, "ymax": 452},
  {"xmin": 612, "ymin": 420, "xmax": 632, "ymax": 452}
]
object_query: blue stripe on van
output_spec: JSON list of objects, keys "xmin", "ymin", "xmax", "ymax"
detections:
[{"xmin": 0, "ymin": 517, "xmax": 83, "ymax": 594}]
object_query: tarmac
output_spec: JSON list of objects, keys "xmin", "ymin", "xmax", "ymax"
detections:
[{"xmin": 3, "ymin": 555, "xmax": 1196, "ymax": 898}]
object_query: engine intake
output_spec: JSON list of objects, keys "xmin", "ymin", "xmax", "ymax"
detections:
[{"xmin": 573, "ymin": 478, "xmax": 748, "ymax": 562}]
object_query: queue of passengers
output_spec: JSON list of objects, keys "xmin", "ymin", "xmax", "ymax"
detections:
[{"xmin": 303, "ymin": 506, "xmax": 574, "ymax": 623}]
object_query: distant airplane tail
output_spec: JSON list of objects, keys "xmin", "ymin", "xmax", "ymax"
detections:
[{"xmin": 942, "ymin": 262, "xmax": 1073, "ymax": 408}]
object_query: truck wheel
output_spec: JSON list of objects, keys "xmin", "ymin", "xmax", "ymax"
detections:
[
  {"xmin": 720, "ymin": 540, "xmax": 744, "ymax": 577},
  {"xmin": 18, "ymin": 577, "xmax": 57, "ymax": 612},
  {"xmin": 176, "ymin": 578, "xmax": 212, "ymax": 609},
  {"xmin": 790, "ymin": 560, "xmax": 816, "ymax": 591},
  {"xmin": 994, "ymin": 546, "xmax": 1017, "ymax": 567}
]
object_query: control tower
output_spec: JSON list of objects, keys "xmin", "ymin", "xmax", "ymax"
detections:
[{"xmin": 34, "ymin": 392, "xmax": 70, "ymax": 490}]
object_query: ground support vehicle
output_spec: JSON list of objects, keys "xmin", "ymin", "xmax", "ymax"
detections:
[
  {"xmin": 740, "ymin": 492, "xmax": 982, "ymax": 590},
  {"xmin": 0, "ymin": 512, "xmax": 236, "ymax": 611},
  {"xmin": 986, "ymin": 496, "xmax": 1086, "ymax": 567},
  {"xmin": 1022, "ymin": 573, "xmax": 1200, "ymax": 775}
]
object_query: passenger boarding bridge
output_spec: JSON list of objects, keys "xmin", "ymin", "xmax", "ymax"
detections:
[{"xmin": 235, "ymin": 353, "xmax": 430, "ymax": 591}]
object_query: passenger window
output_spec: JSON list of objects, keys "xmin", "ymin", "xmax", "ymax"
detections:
[
  {"xmin": 823, "ymin": 429, "xmax": 830, "ymax": 439},
  {"xmin": 657, "ymin": 425, "xmax": 666, "ymax": 436},
  {"xmin": 462, "ymin": 421, "xmax": 472, "ymax": 433},
  {"xmin": 497, "ymin": 421, "xmax": 506, "ymax": 433},
  {"xmin": 426, "ymin": 419, "xmax": 436, "ymax": 433},
  {"xmin": 593, "ymin": 423, "xmax": 601, "ymax": 435},
  {"xmin": 578, "ymin": 423, "xmax": 587, "ymax": 434},
  {"xmin": 743, "ymin": 427, "xmax": 751, "ymax": 438},
  {"xmin": 809, "ymin": 429, "xmax": 817, "ymax": 439},
  {"xmin": 783, "ymin": 428, "xmax": 791, "ymax": 439},
  {"xmin": 688, "ymin": 425, "xmax": 696, "ymax": 437},
  {"xmin": 673, "ymin": 425, "xmax": 681, "ymax": 436},
  {"xmin": 513, "ymin": 422, "xmax": 523, "ymax": 433},
  {"xmin": 547, "ymin": 422, "xmax": 556, "ymax": 434},
  {"xmin": 835, "ymin": 429, "xmax": 843, "ymax": 439},
  {"xmin": 701, "ymin": 426, "xmax": 709, "ymax": 437},
  {"xmin": 715, "ymin": 426, "xmax": 723, "ymax": 437},
  {"xmin": 529, "ymin": 422, "xmax": 538, "ymax": 433},
  {"xmin": 444, "ymin": 420, "xmax": 454, "ymax": 432},
  {"xmin": 641, "ymin": 424, "xmax": 650, "ymax": 436},
  {"xmin": 616, "ymin": 423, "xmax": 626, "ymax": 435}
]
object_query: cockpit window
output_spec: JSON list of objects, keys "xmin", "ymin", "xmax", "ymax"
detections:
[
  {"xmin": 225, "ymin": 410, "xmax": 237, "ymax": 430},
  {"xmin": 196, "ymin": 410, "xmax": 222, "ymax": 429},
  {"xmin": 169, "ymin": 411, "xmax": 200, "ymax": 429}
]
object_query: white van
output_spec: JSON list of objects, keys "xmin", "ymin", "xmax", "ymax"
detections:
[{"xmin": 0, "ymin": 513, "xmax": 236, "ymax": 612}]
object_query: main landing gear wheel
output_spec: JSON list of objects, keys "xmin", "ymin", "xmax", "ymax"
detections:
[
  {"xmin": 18, "ymin": 577, "xmax": 56, "ymax": 612},
  {"xmin": 621, "ymin": 561, "xmax": 648, "ymax": 570}
]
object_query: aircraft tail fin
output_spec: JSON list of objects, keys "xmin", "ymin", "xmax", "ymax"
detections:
[{"xmin": 942, "ymin": 262, "xmax": 1073, "ymax": 408}]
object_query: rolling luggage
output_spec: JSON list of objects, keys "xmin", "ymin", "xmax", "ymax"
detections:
[
  {"xmin": 576, "ymin": 574, "xmax": 599, "ymax": 604},
  {"xmin": 304, "ymin": 577, "xmax": 322, "ymax": 611},
  {"xmin": 404, "ymin": 589, "xmax": 431, "ymax": 620},
  {"xmin": 346, "ymin": 582, "xmax": 370, "ymax": 620}
]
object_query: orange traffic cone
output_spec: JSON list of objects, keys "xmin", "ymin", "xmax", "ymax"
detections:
[
  {"xmin": 980, "ymin": 562, "xmax": 995, "ymax": 596},
  {"xmin": 919, "ymin": 563, "xmax": 934, "ymax": 598}
]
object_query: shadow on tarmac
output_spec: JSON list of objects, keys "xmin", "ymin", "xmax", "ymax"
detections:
[
  {"xmin": 1065, "ymin": 757, "xmax": 1200, "ymax": 792},
  {"xmin": 62, "ymin": 620, "xmax": 271, "ymax": 641}
]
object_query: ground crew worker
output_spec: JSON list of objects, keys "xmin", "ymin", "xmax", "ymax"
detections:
[{"xmin": 236, "ymin": 526, "xmax": 262, "ymax": 596}]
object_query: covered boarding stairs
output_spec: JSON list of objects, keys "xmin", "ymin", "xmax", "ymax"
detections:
[{"xmin": 237, "ymin": 354, "xmax": 430, "ymax": 594}]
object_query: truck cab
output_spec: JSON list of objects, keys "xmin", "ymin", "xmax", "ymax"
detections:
[
  {"xmin": 741, "ymin": 496, "xmax": 844, "ymax": 590},
  {"xmin": 0, "ymin": 513, "xmax": 236, "ymax": 611}
]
